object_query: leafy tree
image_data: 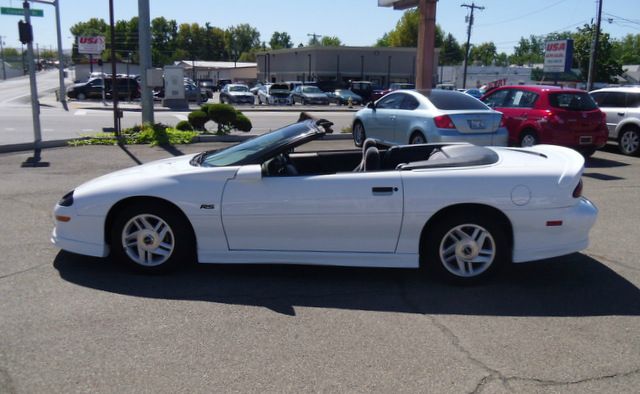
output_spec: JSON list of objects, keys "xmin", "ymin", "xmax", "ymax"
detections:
[
  {"xmin": 202, "ymin": 23, "xmax": 226, "ymax": 61},
  {"xmin": 3, "ymin": 47, "xmax": 20, "ymax": 57},
  {"xmin": 375, "ymin": 33, "xmax": 390, "ymax": 47},
  {"xmin": 612, "ymin": 34, "xmax": 640, "ymax": 64},
  {"xmin": 495, "ymin": 52, "xmax": 509, "ymax": 67},
  {"xmin": 269, "ymin": 32, "xmax": 293, "ymax": 49},
  {"xmin": 440, "ymin": 33, "xmax": 463, "ymax": 65},
  {"xmin": 470, "ymin": 42, "xmax": 497, "ymax": 66},
  {"xmin": 225, "ymin": 24, "xmax": 261, "ymax": 62},
  {"xmin": 151, "ymin": 17, "xmax": 178, "ymax": 65},
  {"xmin": 510, "ymin": 35, "xmax": 544, "ymax": 66},
  {"xmin": 320, "ymin": 36, "xmax": 342, "ymax": 46},
  {"xmin": 375, "ymin": 9, "xmax": 444, "ymax": 48},
  {"xmin": 571, "ymin": 24, "xmax": 622, "ymax": 83}
]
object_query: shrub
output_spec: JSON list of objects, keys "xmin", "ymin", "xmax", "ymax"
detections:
[
  {"xmin": 207, "ymin": 103, "xmax": 237, "ymax": 134},
  {"xmin": 188, "ymin": 110, "xmax": 208, "ymax": 131},
  {"xmin": 233, "ymin": 113, "xmax": 252, "ymax": 132},
  {"xmin": 176, "ymin": 120, "xmax": 194, "ymax": 131}
]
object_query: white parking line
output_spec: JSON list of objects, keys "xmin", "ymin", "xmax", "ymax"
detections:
[
  {"xmin": 174, "ymin": 115, "xmax": 188, "ymax": 121},
  {"xmin": 74, "ymin": 110, "xmax": 87, "ymax": 116},
  {"xmin": 81, "ymin": 129, "xmax": 95, "ymax": 132}
]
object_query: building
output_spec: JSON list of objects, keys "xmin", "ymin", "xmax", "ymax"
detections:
[
  {"xmin": 256, "ymin": 46, "xmax": 438, "ymax": 89},
  {"xmin": 174, "ymin": 60, "xmax": 257, "ymax": 84}
]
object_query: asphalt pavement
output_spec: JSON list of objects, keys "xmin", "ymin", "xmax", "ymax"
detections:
[{"xmin": 0, "ymin": 140, "xmax": 639, "ymax": 393}]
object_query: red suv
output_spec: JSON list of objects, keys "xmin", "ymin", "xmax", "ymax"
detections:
[{"xmin": 481, "ymin": 85, "xmax": 607, "ymax": 156}]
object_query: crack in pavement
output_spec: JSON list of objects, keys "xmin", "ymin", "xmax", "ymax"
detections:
[
  {"xmin": 395, "ymin": 276, "xmax": 640, "ymax": 393},
  {"xmin": 0, "ymin": 262, "xmax": 51, "ymax": 280}
]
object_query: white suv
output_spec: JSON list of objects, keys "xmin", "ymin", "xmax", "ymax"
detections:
[{"xmin": 590, "ymin": 86, "xmax": 640, "ymax": 155}]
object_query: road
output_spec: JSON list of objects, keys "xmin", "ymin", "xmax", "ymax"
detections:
[
  {"xmin": 0, "ymin": 140, "xmax": 638, "ymax": 393},
  {"xmin": 0, "ymin": 71, "xmax": 354, "ymax": 145}
]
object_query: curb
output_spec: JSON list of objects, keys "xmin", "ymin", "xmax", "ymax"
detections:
[
  {"xmin": 67, "ymin": 103, "xmax": 360, "ymax": 113},
  {"xmin": 0, "ymin": 133, "xmax": 353, "ymax": 154}
]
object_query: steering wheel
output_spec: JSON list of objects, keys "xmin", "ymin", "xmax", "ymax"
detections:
[{"xmin": 265, "ymin": 154, "xmax": 296, "ymax": 176}]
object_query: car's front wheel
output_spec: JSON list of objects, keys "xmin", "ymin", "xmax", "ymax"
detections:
[
  {"xmin": 618, "ymin": 127, "xmax": 640, "ymax": 156},
  {"xmin": 424, "ymin": 212, "xmax": 507, "ymax": 283},
  {"xmin": 353, "ymin": 121, "xmax": 366, "ymax": 147},
  {"xmin": 110, "ymin": 201, "xmax": 195, "ymax": 273},
  {"xmin": 76, "ymin": 92, "xmax": 86, "ymax": 101}
]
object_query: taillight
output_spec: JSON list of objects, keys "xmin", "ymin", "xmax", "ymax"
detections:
[
  {"xmin": 573, "ymin": 179, "xmax": 583, "ymax": 198},
  {"xmin": 499, "ymin": 116, "xmax": 505, "ymax": 127},
  {"xmin": 434, "ymin": 115, "xmax": 456, "ymax": 129}
]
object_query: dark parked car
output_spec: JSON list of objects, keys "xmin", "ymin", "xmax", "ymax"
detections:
[
  {"xmin": 197, "ymin": 79, "xmax": 215, "ymax": 98},
  {"xmin": 327, "ymin": 89, "xmax": 363, "ymax": 106},
  {"xmin": 216, "ymin": 79, "xmax": 233, "ymax": 92},
  {"xmin": 219, "ymin": 84, "xmax": 255, "ymax": 105},
  {"xmin": 481, "ymin": 85, "xmax": 607, "ymax": 156},
  {"xmin": 291, "ymin": 85, "xmax": 329, "ymax": 105},
  {"xmin": 67, "ymin": 77, "xmax": 140, "ymax": 100},
  {"xmin": 349, "ymin": 81, "xmax": 374, "ymax": 104}
]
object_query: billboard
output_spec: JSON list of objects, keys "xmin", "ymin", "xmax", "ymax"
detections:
[
  {"xmin": 78, "ymin": 36, "xmax": 105, "ymax": 55},
  {"xmin": 544, "ymin": 40, "xmax": 573, "ymax": 73}
]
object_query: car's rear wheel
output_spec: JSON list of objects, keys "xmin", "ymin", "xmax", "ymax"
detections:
[
  {"xmin": 76, "ymin": 92, "xmax": 86, "ymax": 101},
  {"xmin": 353, "ymin": 121, "xmax": 366, "ymax": 147},
  {"xmin": 110, "ymin": 201, "xmax": 195, "ymax": 273},
  {"xmin": 424, "ymin": 212, "xmax": 507, "ymax": 283},
  {"xmin": 618, "ymin": 127, "xmax": 640, "ymax": 156},
  {"xmin": 519, "ymin": 130, "xmax": 539, "ymax": 147},
  {"xmin": 410, "ymin": 132, "xmax": 426, "ymax": 145}
]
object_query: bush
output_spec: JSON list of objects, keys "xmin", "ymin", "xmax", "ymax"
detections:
[
  {"xmin": 69, "ymin": 123, "xmax": 197, "ymax": 147},
  {"xmin": 233, "ymin": 113, "xmax": 252, "ymax": 132},
  {"xmin": 188, "ymin": 110, "xmax": 208, "ymax": 131},
  {"xmin": 176, "ymin": 120, "xmax": 194, "ymax": 131},
  {"xmin": 207, "ymin": 103, "xmax": 237, "ymax": 134}
]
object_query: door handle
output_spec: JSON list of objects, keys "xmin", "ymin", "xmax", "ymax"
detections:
[
  {"xmin": 372, "ymin": 187, "xmax": 397, "ymax": 194},
  {"xmin": 617, "ymin": 112, "xmax": 625, "ymax": 116}
]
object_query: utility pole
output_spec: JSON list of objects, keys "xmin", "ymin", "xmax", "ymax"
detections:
[
  {"xmin": 138, "ymin": 0, "xmax": 154, "ymax": 124},
  {"xmin": 307, "ymin": 33, "xmax": 323, "ymax": 46},
  {"xmin": 461, "ymin": 2, "xmax": 484, "ymax": 89},
  {"xmin": 0, "ymin": 36, "xmax": 6, "ymax": 80},
  {"xmin": 587, "ymin": 0, "xmax": 603, "ymax": 91}
]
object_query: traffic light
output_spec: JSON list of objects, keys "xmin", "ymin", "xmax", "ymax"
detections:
[{"xmin": 18, "ymin": 20, "xmax": 33, "ymax": 44}]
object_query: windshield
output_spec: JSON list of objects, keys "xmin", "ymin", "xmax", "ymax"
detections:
[
  {"xmin": 200, "ymin": 122, "xmax": 317, "ymax": 167},
  {"xmin": 303, "ymin": 86, "xmax": 322, "ymax": 93},
  {"xmin": 229, "ymin": 85, "xmax": 249, "ymax": 92},
  {"xmin": 270, "ymin": 84, "xmax": 289, "ymax": 92}
]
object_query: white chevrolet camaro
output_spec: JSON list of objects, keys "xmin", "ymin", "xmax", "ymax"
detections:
[{"xmin": 52, "ymin": 118, "xmax": 598, "ymax": 282}]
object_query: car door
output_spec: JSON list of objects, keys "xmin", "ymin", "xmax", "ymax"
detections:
[
  {"xmin": 366, "ymin": 93, "xmax": 404, "ymax": 143},
  {"xmin": 483, "ymin": 88, "xmax": 531, "ymax": 144},
  {"xmin": 591, "ymin": 91, "xmax": 627, "ymax": 137},
  {"xmin": 221, "ymin": 168, "xmax": 404, "ymax": 253},
  {"xmin": 394, "ymin": 94, "xmax": 421, "ymax": 143}
]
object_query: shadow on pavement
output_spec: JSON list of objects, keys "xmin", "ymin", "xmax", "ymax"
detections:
[
  {"xmin": 117, "ymin": 143, "xmax": 143, "ymax": 165},
  {"xmin": 53, "ymin": 251, "xmax": 640, "ymax": 317}
]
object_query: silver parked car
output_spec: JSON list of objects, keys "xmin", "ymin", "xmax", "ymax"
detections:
[
  {"xmin": 351, "ymin": 89, "xmax": 508, "ymax": 147},
  {"xmin": 219, "ymin": 84, "xmax": 255, "ymax": 105},
  {"xmin": 590, "ymin": 86, "xmax": 640, "ymax": 155}
]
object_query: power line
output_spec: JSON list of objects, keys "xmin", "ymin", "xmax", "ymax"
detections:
[{"xmin": 476, "ymin": 0, "xmax": 568, "ymax": 27}]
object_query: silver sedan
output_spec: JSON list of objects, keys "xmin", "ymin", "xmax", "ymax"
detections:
[{"xmin": 351, "ymin": 89, "xmax": 508, "ymax": 147}]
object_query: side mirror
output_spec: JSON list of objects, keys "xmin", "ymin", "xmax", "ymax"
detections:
[
  {"xmin": 235, "ymin": 164, "xmax": 262, "ymax": 182},
  {"xmin": 367, "ymin": 101, "xmax": 376, "ymax": 109}
]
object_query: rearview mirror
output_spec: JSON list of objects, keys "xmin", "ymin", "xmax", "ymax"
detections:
[{"xmin": 235, "ymin": 165, "xmax": 262, "ymax": 182}]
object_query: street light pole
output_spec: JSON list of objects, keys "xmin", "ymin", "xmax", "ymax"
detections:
[
  {"xmin": 22, "ymin": 0, "xmax": 44, "ymax": 165},
  {"xmin": 0, "ymin": 36, "xmax": 7, "ymax": 80}
]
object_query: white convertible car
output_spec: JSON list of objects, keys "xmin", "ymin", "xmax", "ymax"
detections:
[{"xmin": 52, "ymin": 118, "xmax": 598, "ymax": 282}]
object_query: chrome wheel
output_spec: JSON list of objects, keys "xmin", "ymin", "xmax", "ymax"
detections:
[
  {"xmin": 121, "ymin": 214, "xmax": 175, "ymax": 267},
  {"xmin": 439, "ymin": 223, "xmax": 496, "ymax": 278},
  {"xmin": 353, "ymin": 122, "xmax": 366, "ymax": 146},
  {"xmin": 619, "ymin": 129, "xmax": 640, "ymax": 155},
  {"xmin": 520, "ymin": 133, "xmax": 537, "ymax": 147}
]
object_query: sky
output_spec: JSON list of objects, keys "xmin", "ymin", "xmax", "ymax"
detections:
[{"xmin": 0, "ymin": 0, "xmax": 637, "ymax": 55}]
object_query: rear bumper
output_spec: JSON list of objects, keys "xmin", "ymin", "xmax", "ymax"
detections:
[
  {"xmin": 430, "ymin": 128, "xmax": 508, "ymax": 146},
  {"xmin": 510, "ymin": 198, "xmax": 598, "ymax": 263}
]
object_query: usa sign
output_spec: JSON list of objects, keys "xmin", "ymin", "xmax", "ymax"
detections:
[
  {"xmin": 78, "ymin": 36, "xmax": 105, "ymax": 55},
  {"xmin": 543, "ymin": 39, "xmax": 573, "ymax": 73}
]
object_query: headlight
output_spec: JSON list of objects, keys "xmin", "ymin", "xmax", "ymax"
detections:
[{"xmin": 58, "ymin": 190, "xmax": 74, "ymax": 207}]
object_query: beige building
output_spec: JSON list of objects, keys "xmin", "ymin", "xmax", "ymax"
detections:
[
  {"xmin": 175, "ymin": 60, "xmax": 258, "ymax": 84},
  {"xmin": 256, "ymin": 46, "xmax": 438, "ymax": 88}
]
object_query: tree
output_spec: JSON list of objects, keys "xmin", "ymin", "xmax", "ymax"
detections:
[
  {"xmin": 375, "ymin": 33, "xmax": 390, "ymax": 47},
  {"xmin": 571, "ymin": 24, "xmax": 622, "ymax": 84},
  {"xmin": 612, "ymin": 34, "xmax": 640, "ymax": 64},
  {"xmin": 440, "ymin": 33, "xmax": 463, "ymax": 65},
  {"xmin": 202, "ymin": 23, "xmax": 226, "ymax": 61},
  {"xmin": 151, "ymin": 17, "xmax": 178, "ymax": 65},
  {"xmin": 510, "ymin": 35, "xmax": 544, "ymax": 66},
  {"xmin": 320, "ymin": 36, "xmax": 342, "ymax": 46},
  {"xmin": 375, "ymin": 9, "xmax": 443, "ymax": 48},
  {"xmin": 225, "ymin": 24, "xmax": 261, "ymax": 62},
  {"xmin": 269, "ymin": 32, "xmax": 293, "ymax": 49},
  {"xmin": 470, "ymin": 42, "xmax": 497, "ymax": 66},
  {"xmin": 69, "ymin": 18, "xmax": 109, "ymax": 63}
]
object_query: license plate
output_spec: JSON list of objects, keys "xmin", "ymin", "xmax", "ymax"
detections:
[
  {"xmin": 579, "ymin": 136, "xmax": 593, "ymax": 145},
  {"xmin": 468, "ymin": 120, "xmax": 485, "ymax": 129}
]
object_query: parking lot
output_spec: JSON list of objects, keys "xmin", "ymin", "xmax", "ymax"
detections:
[{"xmin": 0, "ymin": 140, "xmax": 639, "ymax": 393}]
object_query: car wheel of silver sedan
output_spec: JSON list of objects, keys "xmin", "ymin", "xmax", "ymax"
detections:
[
  {"xmin": 410, "ymin": 132, "xmax": 426, "ymax": 145},
  {"xmin": 353, "ymin": 121, "xmax": 366, "ymax": 147},
  {"xmin": 111, "ymin": 201, "xmax": 195, "ymax": 273},
  {"xmin": 618, "ymin": 127, "xmax": 640, "ymax": 156},
  {"xmin": 425, "ymin": 212, "xmax": 507, "ymax": 283}
]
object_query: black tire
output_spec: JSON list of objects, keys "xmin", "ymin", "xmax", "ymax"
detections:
[
  {"xmin": 519, "ymin": 130, "xmax": 539, "ymax": 147},
  {"xmin": 302, "ymin": 98, "xmax": 308, "ymax": 106},
  {"xmin": 618, "ymin": 127, "xmax": 640, "ymax": 156},
  {"xmin": 423, "ymin": 211, "xmax": 507, "ymax": 284},
  {"xmin": 110, "ymin": 201, "xmax": 195, "ymax": 274},
  {"xmin": 352, "ymin": 121, "xmax": 366, "ymax": 147},
  {"xmin": 579, "ymin": 147, "xmax": 597, "ymax": 158},
  {"xmin": 76, "ymin": 92, "xmax": 86, "ymax": 101},
  {"xmin": 409, "ymin": 132, "xmax": 426, "ymax": 145}
]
